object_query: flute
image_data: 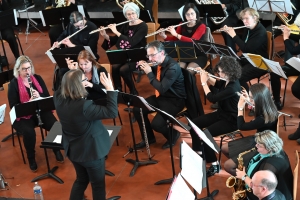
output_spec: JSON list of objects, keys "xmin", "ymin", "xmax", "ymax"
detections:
[
  {"xmin": 46, "ymin": 25, "xmax": 87, "ymax": 52},
  {"xmin": 136, "ymin": 62, "xmax": 158, "ymax": 70},
  {"xmin": 214, "ymin": 25, "xmax": 247, "ymax": 32},
  {"xmin": 272, "ymin": 26, "xmax": 300, "ymax": 33},
  {"xmin": 145, "ymin": 20, "xmax": 195, "ymax": 38},
  {"xmin": 89, "ymin": 19, "xmax": 134, "ymax": 34},
  {"xmin": 187, "ymin": 67, "xmax": 227, "ymax": 81}
]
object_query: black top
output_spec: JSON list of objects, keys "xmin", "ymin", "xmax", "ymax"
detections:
[
  {"xmin": 284, "ymin": 38, "xmax": 300, "ymax": 55},
  {"xmin": 57, "ymin": 20, "xmax": 99, "ymax": 60},
  {"xmin": 0, "ymin": 0, "xmax": 10, "ymax": 11},
  {"xmin": 259, "ymin": 190, "xmax": 286, "ymax": 200},
  {"xmin": 221, "ymin": 0, "xmax": 241, "ymax": 16},
  {"xmin": 147, "ymin": 55, "xmax": 186, "ymax": 99},
  {"xmin": 8, "ymin": 75, "xmax": 50, "ymax": 109},
  {"xmin": 101, "ymin": 22, "xmax": 148, "ymax": 50},
  {"xmin": 85, "ymin": 66, "xmax": 108, "ymax": 100},
  {"xmin": 233, "ymin": 22, "xmax": 268, "ymax": 59},
  {"xmin": 237, "ymin": 115, "xmax": 278, "ymax": 132},
  {"xmin": 206, "ymin": 80, "xmax": 240, "ymax": 124}
]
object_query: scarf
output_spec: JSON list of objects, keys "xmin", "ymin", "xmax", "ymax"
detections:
[{"xmin": 91, "ymin": 66, "xmax": 100, "ymax": 85}]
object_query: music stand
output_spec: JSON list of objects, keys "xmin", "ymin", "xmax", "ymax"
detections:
[
  {"xmin": 161, "ymin": 41, "xmax": 178, "ymax": 58},
  {"xmin": 196, "ymin": 4, "xmax": 226, "ymax": 26},
  {"xmin": 118, "ymin": 92, "xmax": 158, "ymax": 177},
  {"xmin": 185, "ymin": 117, "xmax": 220, "ymax": 200},
  {"xmin": 175, "ymin": 41, "xmax": 197, "ymax": 63},
  {"xmin": 147, "ymin": 105, "xmax": 190, "ymax": 185}
]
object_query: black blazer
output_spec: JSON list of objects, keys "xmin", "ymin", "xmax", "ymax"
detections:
[{"xmin": 53, "ymin": 91, "xmax": 118, "ymax": 162}]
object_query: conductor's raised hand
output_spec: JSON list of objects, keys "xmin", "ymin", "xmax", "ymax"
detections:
[{"xmin": 100, "ymin": 72, "xmax": 114, "ymax": 91}]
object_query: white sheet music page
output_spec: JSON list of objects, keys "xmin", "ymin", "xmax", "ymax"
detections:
[
  {"xmin": 9, "ymin": 106, "xmax": 16, "ymax": 125},
  {"xmin": 262, "ymin": 58, "xmax": 287, "ymax": 79},
  {"xmin": 167, "ymin": 173, "xmax": 194, "ymax": 200},
  {"xmin": 0, "ymin": 104, "xmax": 6, "ymax": 124},
  {"xmin": 186, "ymin": 117, "xmax": 219, "ymax": 153},
  {"xmin": 137, "ymin": 96, "xmax": 155, "ymax": 111},
  {"xmin": 247, "ymin": 0, "xmax": 293, "ymax": 14},
  {"xmin": 181, "ymin": 141, "xmax": 203, "ymax": 194},
  {"xmin": 286, "ymin": 57, "xmax": 300, "ymax": 72},
  {"xmin": 45, "ymin": 50, "xmax": 56, "ymax": 63},
  {"xmin": 84, "ymin": 46, "xmax": 96, "ymax": 59},
  {"xmin": 53, "ymin": 135, "xmax": 62, "ymax": 144}
]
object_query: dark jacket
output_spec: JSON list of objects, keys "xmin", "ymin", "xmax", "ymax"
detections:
[{"xmin": 53, "ymin": 91, "xmax": 118, "ymax": 162}]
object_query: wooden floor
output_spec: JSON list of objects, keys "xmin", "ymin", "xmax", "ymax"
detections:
[{"xmin": 0, "ymin": 24, "xmax": 299, "ymax": 200}]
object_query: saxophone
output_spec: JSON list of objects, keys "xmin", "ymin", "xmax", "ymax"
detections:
[
  {"xmin": 226, "ymin": 148, "xmax": 256, "ymax": 200},
  {"xmin": 116, "ymin": 0, "xmax": 144, "ymax": 10},
  {"xmin": 194, "ymin": 0, "xmax": 228, "ymax": 24}
]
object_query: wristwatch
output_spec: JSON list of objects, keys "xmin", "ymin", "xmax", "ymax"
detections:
[
  {"xmin": 242, "ymin": 174, "xmax": 248, "ymax": 181},
  {"xmin": 202, "ymin": 82, "xmax": 207, "ymax": 86},
  {"xmin": 239, "ymin": 107, "xmax": 244, "ymax": 111}
]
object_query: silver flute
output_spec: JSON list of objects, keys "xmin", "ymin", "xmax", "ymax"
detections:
[
  {"xmin": 214, "ymin": 25, "xmax": 247, "ymax": 32},
  {"xmin": 187, "ymin": 67, "xmax": 227, "ymax": 81},
  {"xmin": 89, "ymin": 19, "xmax": 134, "ymax": 34},
  {"xmin": 139, "ymin": 108, "xmax": 154, "ymax": 159}
]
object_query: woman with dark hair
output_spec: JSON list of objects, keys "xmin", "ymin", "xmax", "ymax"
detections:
[
  {"xmin": 8, "ymin": 56, "xmax": 64, "ymax": 172},
  {"xmin": 222, "ymin": 83, "xmax": 278, "ymax": 175},
  {"xmin": 66, "ymin": 50, "xmax": 107, "ymax": 100},
  {"xmin": 100, "ymin": 2, "xmax": 148, "ymax": 94},
  {"xmin": 53, "ymin": 70, "xmax": 118, "ymax": 200},
  {"xmin": 189, "ymin": 56, "xmax": 241, "ymax": 177},
  {"xmin": 234, "ymin": 130, "xmax": 293, "ymax": 200},
  {"xmin": 159, "ymin": 3, "xmax": 207, "ymax": 73}
]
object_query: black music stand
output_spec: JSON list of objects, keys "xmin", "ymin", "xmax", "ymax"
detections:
[
  {"xmin": 185, "ymin": 117, "xmax": 220, "ymax": 200},
  {"xmin": 118, "ymin": 92, "xmax": 158, "ymax": 177},
  {"xmin": 175, "ymin": 41, "xmax": 197, "ymax": 63},
  {"xmin": 162, "ymin": 41, "xmax": 178, "ymax": 58},
  {"xmin": 196, "ymin": 4, "xmax": 226, "ymax": 26},
  {"xmin": 147, "ymin": 105, "xmax": 190, "ymax": 185}
]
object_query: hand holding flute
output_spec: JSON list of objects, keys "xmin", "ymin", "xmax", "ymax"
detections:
[
  {"xmin": 187, "ymin": 67, "xmax": 227, "ymax": 81},
  {"xmin": 137, "ymin": 60, "xmax": 153, "ymax": 74}
]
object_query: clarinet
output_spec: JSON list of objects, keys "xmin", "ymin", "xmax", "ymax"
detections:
[
  {"xmin": 27, "ymin": 74, "xmax": 34, "ymax": 98},
  {"xmin": 139, "ymin": 108, "xmax": 154, "ymax": 159}
]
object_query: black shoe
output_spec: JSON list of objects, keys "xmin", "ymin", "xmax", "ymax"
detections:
[
  {"xmin": 274, "ymin": 101, "xmax": 283, "ymax": 110},
  {"xmin": 288, "ymin": 123, "xmax": 300, "ymax": 140},
  {"xmin": 206, "ymin": 164, "xmax": 220, "ymax": 177},
  {"xmin": 17, "ymin": 3, "xmax": 35, "ymax": 12},
  {"xmin": 28, "ymin": 159, "xmax": 37, "ymax": 172},
  {"xmin": 248, "ymin": 109, "xmax": 255, "ymax": 116},
  {"xmin": 135, "ymin": 139, "xmax": 156, "ymax": 149},
  {"xmin": 162, "ymin": 131, "xmax": 180, "ymax": 149},
  {"xmin": 210, "ymin": 102, "xmax": 218, "ymax": 109},
  {"xmin": 54, "ymin": 150, "xmax": 64, "ymax": 163}
]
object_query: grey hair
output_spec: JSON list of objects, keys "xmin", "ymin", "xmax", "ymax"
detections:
[
  {"xmin": 255, "ymin": 130, "xmax": 283, "ymax": 156},
  {"xmin": 123, "ymin": 2, "xmax": 140, "ymax": 18},
  {"xmin": 145, "ymin": 40, "xmax": 165, "ymax": 54},
  {"xmin": 260, "ymin": 170, "xmax": 278, "ymax": 191},
  {"xmin": 13, "ymin": 55, "xmax": 35, "ymax": 78}
]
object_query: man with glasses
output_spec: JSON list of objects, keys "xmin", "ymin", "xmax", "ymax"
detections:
[
  {"xmin": 251, "ymin": 170, "xmax": 285, "ymax": 200},
  {"xmin": 133, "ymin": 41, "xmax": 186, "ymax": 149}
]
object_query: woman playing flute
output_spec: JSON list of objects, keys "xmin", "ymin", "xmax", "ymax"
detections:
[
  {"xmin": 100, "ymin": 2, "xmax": 148, "ymax": 95},
  {"xmin": 159, "ymin": 3, "xmax": 207, "ymax": 74}
]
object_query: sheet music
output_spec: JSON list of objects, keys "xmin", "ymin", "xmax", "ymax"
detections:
[
  {"xmin": 262, "ymin": 58, "xmax": 287, "ymax": 79},
  {"xmin": 186, "ymin": 117, "xmax": 219, "ymax": 153},
  {"xmin": 39, "ymin": 11, "xmax": 46, "ymax": 26},
  {"xmin": 46, "ymin": 50, "xmax": 56, "ymax": 63},
  {"xmin": 167, "ymin": 173, "xmax": 195, "ymax": 200},
  {"xmin": 178, "ymin": 5, "xmax": 184, "ymax": 21},
  {"xmin": 137, "ymin": 96, "xmax": 155, "ymax": 111},
  {"xmin": 13, "ymin": 9, "xmax": 18, "ymax": 25},
  {"xmin": 53, "ymin": 135, "xmax": 62, "ymax": 144},
  {"xmin": 77, "ymin": 5, "xmax": 85, "ymax": 18},
  {"xmin": 0, "ymin": 104, "xmax": 6, "ymax": 124},
  {"xmin": 9, "ymin": 106, "xmax": 16, "ymax": 125},
  {"xmin": 27, "ymin": 96, "xmax": 53, "ymax": 102},
  {"xmin": 181, "ymin": 141, "xmax": 203, "ymax": 194},
  {"xmin": 286, "ymin": 57, "xmax": 300, "ymax": 72},
  {"xmin": 84, "ymin": 46, "xmax": 96, "ymax": 59},
  {"xmin": 248, "ymin": 0, "xmax": 293, "ymax": 14}
]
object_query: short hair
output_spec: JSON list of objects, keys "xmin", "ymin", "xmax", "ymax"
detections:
[
  {"xmin": 255, "ymin": 130, "xmax": 283, "ymax": 156},
  {"xmin": 249, "ymin": 83, "xmax": 278, "ymax": 123},
  {"xmin": 69, "ymin": 11, "xmax": 84, "ymax": 24},
  {"xmin": 145, "ymin": 40, "xmax": 165, "ymax": 54},
  {"xmin": 239, "ymin": 7, "xmax": 259, "ymax": 22},
  {"xmin": 213, "ymin": 56, "xmax": 241, "ymax": 81},
  {"xmin": 260, "ymin": 170, "xmax": 278, "ymax": 191},
  {"xmin": 77, "ymin": 50, "xmax": 100, "ymax": 69},
  {"xmin": 13, "ymin": 55, "xmax": 35, "ymax": 78},
  {"xmin": 60, "ymin": 69, "xmax": 88, "ymax": 100},
  {"xmin": 182, "ymin": 3, "xmax": 200, "ymax": 23},
  {"xmin": 123, "ymin": 2, "xmax": 140, "ymax": 18}
]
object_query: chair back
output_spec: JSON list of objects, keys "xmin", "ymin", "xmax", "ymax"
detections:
[
  {"xmin": 202, "ymin": 27, "xmax": 216, "ymax": 60},
  {"xmin": 294, "ymin": 150, "xmax": 299, "ymax": 200},
  {"xmin": 146, "ymin": 22, "xmax": 156, "ymax": 44},
  {"xmin": 3, "ymin": 82, "xmax": 9, "ymax": 95},
  {"xmin": 181, "ymin": 68, "xmax": 204, "ymax": 119},
  {"xmin": 267, "ymin": 31, "xmax": 272, "ymax": 60}
]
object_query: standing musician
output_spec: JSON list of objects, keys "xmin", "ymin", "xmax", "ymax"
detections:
[
  {"xmin": 53, "ymin": 70, "xmax": 118, "ymax": 200},
  {"xmin": 189, "ymin": 56, "xmax": 241, "ymax": 177},
  {"xmin": 133, "ymin": 41, "xmax": 186, "ymax": 150},
  {"xmin": 234, "ymin": 130, "xmax": 293, "ymax": 200},
  {"xmin": 8, "ymin": 56, "xmax": 64, "ymax": 172},
  {"xmin": 100, "ymin": 2, "xmax": 148, "ymax": 95},
  {"xmin": 203, "ymin": 0, "xmax": 241, "ymax": 53},
  {"xmin": 65, "ymin": 50, "xmax": 108, "ymax": 100},
  {"xmin": 0, "ymin": 0, "xmax": 20, "ymax": 61},
  {"xmin": 222, "ymin": 83, "xmax": 278, "ymax": 175},
  {"xmin": 52, "ymin": 11, "xmax": 99, "ymax": 60},
  {"xmin": 158, "ymin": 3, "xmax": 207, "ymax": 73}
]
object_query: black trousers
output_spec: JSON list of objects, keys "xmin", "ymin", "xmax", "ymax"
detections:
[
  {"xmin": 112, "ymin": 63, "xmax": 136, "ymax": 93},
  {"xmin": 12, "ymin": 111, "xmax": 57, "ymax": 159},
  {"xmin": 133, "ymin": 95, "xmax": 185, "ymax": 142},
  {"xmin": 189, "ymin": 112, "xmax": 237, "ymax": 163},
  {"xmin": 0, "ymin": 27, "xmax": 20, "ymax": 59}
]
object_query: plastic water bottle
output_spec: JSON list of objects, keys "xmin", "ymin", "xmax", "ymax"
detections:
[{"xmin": 33, "ymin": 182, "xmax": 44, "ymax": 200}]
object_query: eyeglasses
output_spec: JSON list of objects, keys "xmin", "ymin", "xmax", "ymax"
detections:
[
  {"xmin": 74, "ymin": 20, "xmax": 85, "ymax": 29},
  {"xmin": 20, "ymin": 66, "xmax": 31, "ymax": 72},
  {"xmin": 81, "ymin": 77, "xmax": 88, "ymax": 82},
  {"xmin": 146, "ymin": 52, "xmax": 160, "ymax": 58},
  {"xmin": 255, "ymin": 143, "xmax": 265, "ymax": 148},
  {"xmin": 126, "ymin": 12, "xmax": 137, "ymax": 17},
  {"xmin": 185, "ymin": 12, "xmax": 195, "ymax": 17},
  {"xmin": 250, "ymin": 182, "xmax": 263, "ymax": 188}
]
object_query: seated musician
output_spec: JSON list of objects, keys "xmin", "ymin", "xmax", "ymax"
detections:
[
  {"xmin": 190, "ymin": 56, "xmax": 241, "ymax": 177},
  {"xmin": 8, "ymin": 56, "xmax": 64, "ymax": 172},
  {"xmin": 100, "ymin": 2, "xmax": 148, "ymax": 95},
  {"xmin": 133, "ymin": 41, "xmax": 186, "ymax": 149},
  {"xmin": 234, "ymin": 130, "xmax": 293, "ymax": 200},
  {"xmin": 65, "ymin": 50, "xmax": 107, "ymax": 100},
  {"xmin": 222, "ymin": 83, "xmax": 278, "ymax": 174},
  {"xmin": 159, "ymin": 3, "xmax": 207, "ymax": 73}
]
